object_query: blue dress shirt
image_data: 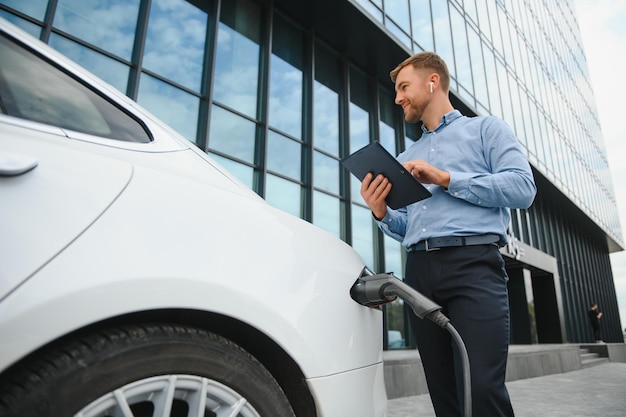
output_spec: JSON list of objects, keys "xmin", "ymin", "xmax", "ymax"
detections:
[{"xmin": 377, "ymin": 110, "xmax": 536, "ymax": 247}]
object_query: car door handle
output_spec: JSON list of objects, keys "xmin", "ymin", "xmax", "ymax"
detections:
[{"xmin": 0, "ymin": 151, "xmax": 39, "ymax": 176}]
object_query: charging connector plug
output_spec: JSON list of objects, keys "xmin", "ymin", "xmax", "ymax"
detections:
[{"xmin": 350, "ymin": 272, "xmax": 449, "ymax": 327}]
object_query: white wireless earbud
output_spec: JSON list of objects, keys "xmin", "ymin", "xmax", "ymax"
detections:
[{"xmin": 429, "ymin": 82, "xmax": 434, "ymax": 93}]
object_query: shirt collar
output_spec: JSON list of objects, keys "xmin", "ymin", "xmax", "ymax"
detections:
[{"xmin": 421, "ymin": 109, "xmax": 462, "ymax": 133}]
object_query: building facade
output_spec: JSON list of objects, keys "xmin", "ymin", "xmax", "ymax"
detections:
[{"xmin": 2, "ymin": 0, "xmax": 623, "ymax": 344}]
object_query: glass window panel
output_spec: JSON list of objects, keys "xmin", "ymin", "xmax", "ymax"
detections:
[
  {"xmin": 379, "ymin": 88, "xmax": 397, "ymax": 153},
  {"xmin": 409, "ymin": 0, "xmax": 434, "ymax": 51},
  {"xmin": 208, "ymin": 105, "xmax": 256, "ymax": 163},
  {"xmin": 267, "ymin": 131, "xmax": 301, "ymax": 180},
  {"xmin": 386, "ymin": 299, "xmax": 408, "ymax": 348},
  {"xmin": 313, "ymin": 151, "xmax": 339, "ymax": 194},
  {"xmin": 431, "ymin": 1, "xmax": 455, "ymax": 80},
  {"xmin": 450, "ymin": 6, "xmax": 472, "ymax": 94},
  {"xmin": 353, "ymin": 0, "xmax": 383, "ymax": 20},
  {"xmin": 269, "ymin": 14, "xmax": 303, "ymax": 138},
  {"xmin": 48, "ymin": 34, "xmax": 129, "ymax": 93},
  {"xmin": 0, "ymin": 0, "xmax": 48, "ymax": 20},
  {"xmin": 379, "ymin": 122, "xmax": 395, "ymax": 156},
  {"xmin": 467, "ymin": 27, "xmax": 488, "ymax": 107},
  {"xmin": 53, "ymin": 0, "xmax": 140, "ymax": 61},
  {"xmin": 313, "ymin": 43, "xmax": 341, "ymax": 156},
  {"xmin": 349, "ymin": 102, "xmax": 370, "ymax": 154},
  {"xmin": 213, "ymin": 0, "xmax": 261, "ymax": 118},
  {"xmin": 209, "ymin": 153, "xmax": 254, "ymax": 189},
  {"xmin": 385, "ymin": 20, "xmax": 411, "ymax": 50},
  {"xmin": 385, "ymin": 0, "xmax": 410, "ymax": 34},
  {"xmin": 0, "ymin": 34, "xmax": 150, "ymax": 142},
  {"xmin": 351, "ymin": 175, "xmax": 366, "ymax": 204},
  {"xmin": 486, "ymin": 1, "xmax": 502, "ymax": 54},
  {"xmin": 143, "ymin": 0, "xmax": 207, "ymax": 92},
  {"xmin": 349, "ymin": 67, "xmax": 371, "ymax": 153},
  {"xmin": 404, "ymin": 122, "xmax": 421, "ymax": 148},
  {"xmin": 384, "ymin": 235, "xmax": 407, "ymax": 349},
  {"xmin": 313, "ymin": 81, "xmax": 340, "ymax": 156},
  {"xmin": 137, "ymin": 74, "xmax": 199, "ymax": 142},
  {"xmin": 351, "ymin": 203, "xmax": 375, "ymax": 268},
  {"xmin": 496, "ymin": 60, "xmax": 515, "ymax": 130},
  {"xmin": 463, "ymin": 0, "xmax": 478, "ymax": 24},
  {"xmin": 508, "ymin": 72, "xmax": 522, "ymax": 141},
  {"xmin": 475, "ymin": 0, "xmax": 491, "ymax": 38},
  {"xmin": 497, "ymin": 5, "xmax": 513, "ymax": 64},
  {"xmin": 483, "ymin": 48, "xmax": 501, "ymax": 117},
  {"xmin": 0, "ymin": 11, "xmax": 42, "ymax": 37},
  {"xmin": 313, "ymin": 191, "xmax": 340, "ymax": 238},
  {"xmin": 265, "ymin": 174, "xmax": 301, "ymax": 217},
  {"xmin": 384, "ymin": 234, "xmax": 403, "ymax": 277}
]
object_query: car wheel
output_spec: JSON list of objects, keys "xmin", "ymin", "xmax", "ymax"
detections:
[{"xmin": 0, "ymin": 323, "xmax": 296, "ymax": 417}]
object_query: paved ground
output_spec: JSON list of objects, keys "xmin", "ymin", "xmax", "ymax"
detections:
[{"xmin": 387, "ymin": 362, "xmax": 626, "ymax": 416}]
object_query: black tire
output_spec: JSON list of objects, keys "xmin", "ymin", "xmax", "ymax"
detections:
[{"xmin": 0, "ymin": 323, "xmax": 296, "ymax": 417}]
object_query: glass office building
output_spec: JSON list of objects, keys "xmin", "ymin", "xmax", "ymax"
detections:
[{"xmin": 2, "ymin": 0, "xmax": 623, "ymax": 344}]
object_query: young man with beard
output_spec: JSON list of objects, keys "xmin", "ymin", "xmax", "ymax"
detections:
[{"xmin": 360, "ymin": 52, "xmax": 536, "ymax": 416}]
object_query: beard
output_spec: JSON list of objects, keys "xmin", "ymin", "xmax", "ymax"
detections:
[{"xmin": 403, "ymin": 99, "xmax": 427, "ymax": 124}]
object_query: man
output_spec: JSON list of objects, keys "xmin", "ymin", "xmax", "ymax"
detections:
[
  {"xmin": 360, "ymin": 52, "xmax": 536, "ymax": 416},
  {"xmin": 587, "ymin": 303, "xmax": 603, "ymax": 342}
]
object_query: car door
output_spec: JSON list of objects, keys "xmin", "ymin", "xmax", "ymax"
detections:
[{"xmin": 0, "ymin": 118, "xmax": 133, "ymax": 299}]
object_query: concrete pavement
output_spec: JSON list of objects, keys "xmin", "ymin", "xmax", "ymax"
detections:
[{"xmin": 387, "ymin": 362, "xmax": 626, "ymax": 416}]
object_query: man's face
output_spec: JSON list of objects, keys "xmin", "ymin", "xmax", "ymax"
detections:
[{"xmin": 394, "ymin": 65, "xmax": 430, "ymax": 124}]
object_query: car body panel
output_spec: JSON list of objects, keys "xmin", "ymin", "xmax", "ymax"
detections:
[{"xmin": 0, "ymin": 153, "xmax": 382, "ymax": 376}]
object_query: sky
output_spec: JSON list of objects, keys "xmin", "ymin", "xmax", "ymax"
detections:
[{"xmin": 573, "ymin": 0, "xmax": 626, "ymax": 330}]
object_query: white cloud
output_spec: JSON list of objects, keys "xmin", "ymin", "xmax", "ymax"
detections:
[{"xmin": 575, "ymin": 0, "xmax": 626, "ymax": 329}]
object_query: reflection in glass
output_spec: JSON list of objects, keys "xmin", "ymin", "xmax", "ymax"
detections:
[
  {"xmin": 209, "ymin": 153, "xmax": 254, "ymax": 189},
  {"xmin": 269, "ymin": 14, "xmax": 303, "ymax": 139},
  {"xmin": 0, "ymin": 11, "xmax": 41, "ymax": 36},
  {"xmin": 384, "ymin": 234, "xmax": 403, "ymax": 278},
  {"xmin": 314, "ymin": 43, "xmax": 341, "ymax": 156},
  {"xmin": 379, "ymin": 89, "xmax": 397, "ymax": 153},
  {"xmin": 314, "ymin": 81, "xmax": 340, "ymax": 155},
  {"xmin": 467, "ymin": 27, "xmax": 488, "ymax": 108},
  {"xmin": 313, "ymin": 191, "xmax": 340, "ymax": 238},
  {"xmin": 49, "ymin": 34, "xmax": 129, "ymax": 93},
  {"xmin": 483, "ymin": 49, "xmax": 501, "ymax": 117},
  {"xmin": 431, "ymin": 1, "xmax": 455, "ymax": 80},
  {"xmin": 351, "ymin": 204, "xmax": 375, "ymax": 268},
  {"xmin": 53, "ymin": 0, "xmax": 140, "ymax": 61},
  {"xmin": 351, "ymin": 175, "xmax": 365, "ymax": 204},
  {"xmin": 209, "ymin": 105, "xmax": 256, "ymax": 163},
  {"xmin": 143, "ymin": 0, "xmax": 207, "ymax": 92},
  {"xmin": 0, "ymin": 0, "xmax": 47, "ymax": 20},
  {"xmin": 265, "ymin": 174, "xmax": 301, "ymax": 217},
  {"xmin": 137, "ymin": 73, "xmax": 199, "ymax": 142},
  {"xmin": 267, "ymin": 131, "xmax": 301, "ymax": 180},
  {"xmin": 214, "ymin": 0, "xmax": 261, "ymax": 118},
  {"xmin": 0, "ymin": 34, "xmax": 149, "ymax": 142},
  {"xmin": 450, "ymin": 6, "xmax": 472, "ymax": 95},
  {"xmin": 409, "ymin": 0, "xmax": 434, "ymax": 52},
  {"xmin": 385, "ymin": 1, "xmax": 410, "ymax": 34},
  {"xmin": 313, "ymin": 150, "xmax": 339, "ymax": 194},
  {"xmin": 349, "ymin": 67, "xmax": 371, "ymax": 153},
  {"xmin": 349, "ymin": 102, "xmax": 370, "ymax": 154}
]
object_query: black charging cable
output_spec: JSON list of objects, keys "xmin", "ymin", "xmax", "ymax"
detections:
[{"xmin": 350, "ymin": 272, "xmax": 472, "ymax": 417}]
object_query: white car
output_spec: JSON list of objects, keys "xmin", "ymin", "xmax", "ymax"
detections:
[{"xmin": 0, "ymin": 17, "xmax": 386, "ymax": 417}]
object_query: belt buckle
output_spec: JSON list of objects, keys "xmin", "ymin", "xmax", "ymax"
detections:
[{"xmin": 425, "ymin": 239, "xmax": 440, "ymax": 252}]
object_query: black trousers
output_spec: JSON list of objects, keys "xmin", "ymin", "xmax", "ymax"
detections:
[{"xmin": 405, "ymin": 244, "xmax": 514, "ymax": 417}]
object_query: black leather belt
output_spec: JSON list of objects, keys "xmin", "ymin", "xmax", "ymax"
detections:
[{"xmin": 408, "ymin": 234, "xmax": 500, "ymax": 252}]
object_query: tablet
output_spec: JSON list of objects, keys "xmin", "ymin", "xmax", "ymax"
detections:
[{"xmin": 341, "ymin": 142, "xmax": 432, "ymax": 209}]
